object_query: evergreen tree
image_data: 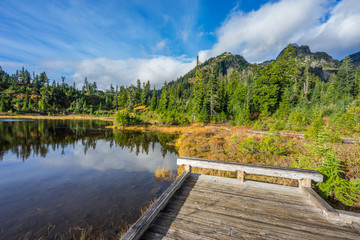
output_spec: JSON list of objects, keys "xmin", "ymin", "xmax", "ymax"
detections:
[
  {"xmin": 207, "ymin": 71, "xmax": 219, "ymax": 119},
  {"xmin": 135, "ymin": 79, "xmax": 142, "ymax": 105},
  {"xmin": 158, "ymin": 81, "xmax": 169, "ymax": 112},
  {"xmin": 142, "ymin": 80, "xmax": 151, "ymax": 106},
  {"xmin": 167, "ymin": 85, "xmax": 178, "ymax": 111},
  {"xmin": 118, "ymin": 86, "xmax": 128, "ymax": 109},
  {"xmin": 192, "ymin": 61, "xmax": 205, "ymax": 118},
  {"xmin": 336, "ymin": 56, "xmax": 356, "ymax": 96},
  {"xmin": 254, "ymin": 45, "xmax": 299, "ymax": 115},
  {"xmin": 150, "ymin": 87, "xmax": 157, "ymax": 111},
  {"xmin": 127, "ymin": 86, "xmax": 136, "ymax": 111}
]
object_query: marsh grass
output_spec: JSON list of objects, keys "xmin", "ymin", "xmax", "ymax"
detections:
[{"xmin": 154, "ymin": 167, "xmax": 176, "ymax": 181}]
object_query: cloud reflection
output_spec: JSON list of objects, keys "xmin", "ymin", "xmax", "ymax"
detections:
[{"xmin": 38, "ymin": 140, "xmax": 177, "ymax": 173}]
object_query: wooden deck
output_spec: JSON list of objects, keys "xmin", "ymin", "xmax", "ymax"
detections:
[
  {"xmin": 141, "ymin": 174, "xmax": 360, "ymax": 239},
  {"xmin": 122, "ymin": 158, "xmax": 360, "ymax": 240}
]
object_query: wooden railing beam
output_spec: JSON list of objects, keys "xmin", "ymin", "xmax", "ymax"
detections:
[{"xmin": 177, "ymin": 157, "xmax": 323, "ymax": 182}]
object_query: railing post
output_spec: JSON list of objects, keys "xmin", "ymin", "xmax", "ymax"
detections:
[
  {"xmin": 237, "ymin": 170, "xmax": 245, "ymax": 183},
  {"xmin": 299, "ymin": 178, "xmax": 311, "ymax": 188},
  {"xmin": 185, "ymin": 164, "xmax": 192, "ymax": 172}
]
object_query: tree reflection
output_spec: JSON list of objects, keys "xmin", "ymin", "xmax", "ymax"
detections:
[{"xmin": 0, "ymin": 120, "xmax": 177, "ymax": 161}]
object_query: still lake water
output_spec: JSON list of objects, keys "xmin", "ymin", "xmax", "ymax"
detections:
[{"xmin": 0, "ymin": 119, "xmax": 178, "ymax": 239}]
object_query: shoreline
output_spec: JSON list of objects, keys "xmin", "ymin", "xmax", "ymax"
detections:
[{"xmin": 0, "ymin": 114, "xmax": 114, "ymax": 122}]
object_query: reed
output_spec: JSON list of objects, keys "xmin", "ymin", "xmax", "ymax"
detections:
[{"xmin": 154, "ymin": 167, "xmax": 176, "ymax": 181}]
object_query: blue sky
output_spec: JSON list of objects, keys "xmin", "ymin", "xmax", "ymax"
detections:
[{"xmin": 0, "ymin": 0, "xmax": 359, "ymax": 89}]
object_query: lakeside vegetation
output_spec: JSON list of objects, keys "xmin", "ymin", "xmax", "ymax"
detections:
[{"xmin": 1, "ymin": 44, "xmax": 360, "ymax": 209}]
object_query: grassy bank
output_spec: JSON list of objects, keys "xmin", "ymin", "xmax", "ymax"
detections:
[{"xmin": 111, "ymin": 123, "xmax": 360, "ymax": 211}]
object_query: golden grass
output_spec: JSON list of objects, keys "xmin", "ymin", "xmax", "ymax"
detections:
[{"xmin": 154, "ymin": 167, "xmax": 176, "ymax": 181}]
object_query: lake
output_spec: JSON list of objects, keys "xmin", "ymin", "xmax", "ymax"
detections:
[{"xmin": 0, "ymin": 119, "xmax": 178, "ymax": 239}]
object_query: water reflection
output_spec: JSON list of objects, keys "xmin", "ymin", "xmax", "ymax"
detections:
[
  {"xmin": 0, "ymin": 119, "xmax": 177, "ymax": 165},
  {"xmin": 0, "ymin": 119, "xmax": 178, "ymax": 239}
]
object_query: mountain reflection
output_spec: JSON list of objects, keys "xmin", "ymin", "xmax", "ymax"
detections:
[{"xmin": 0, "ymin": 119, "xmax": 178, "ymax": 163}]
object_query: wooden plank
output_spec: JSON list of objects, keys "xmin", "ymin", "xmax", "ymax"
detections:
[
  {"xmin": 171, "ymin": 190, "xmax": 327, "ymax": 221},
  {"xmin": 144, "ymin": 224, "xmax": 212, "ymax": 240},
  {"xmin": 185, "ymin": 178, "xmax": 309, "ymax": 205},
  {"xmin": 164, "ymin": 201, "xmax": 359, "ymax": 239},
  {"xmin": 121, "ymin": 170, "xmax": 191, "ymax": 240},
  {"xmin": 159, "ymin": 208, "xmax": 323, "ymax": 240},
  {"xmin": 189, "ymin": 174, "xmax": 303, "ymax": 196},
  {"xmin": 152, "ymin": 213, "xmax": 255, "ymax": 240},
  {"xmin": 300, "ymin": 186, "xmax": 339, "ymax": 218},
  {"xmin": 178, "ymin": 157, "xmax": 323, "ymax": 182},
  {"xmin": 168, "ymin": 193, "xmax": 352, "ymax": 233},
  {"xmin": 156, "ymin": 212, "xmax": 282, "ymax": 240},
  {"xmin": 177, "ymin": 184, "xmax": 315, "ymax": 212},
  {"xmin": 337, "ymin": 210, "xmax": 360, "ymax": 223}
]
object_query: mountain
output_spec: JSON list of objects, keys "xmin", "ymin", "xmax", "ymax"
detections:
[
  {"xmin": 173, "ymin": 52, "xmax": 249, "ymax": 86},
  {"xmin": 277, "ymin": 43, "xmax": 340, "ymax": 81},
  {"xmin": 348, "ymin": 51, "xmax": 360, "ymax": 67},
  {"xmin": 173, "ymin": 43, "xmax": 358, "ymax": 88}
]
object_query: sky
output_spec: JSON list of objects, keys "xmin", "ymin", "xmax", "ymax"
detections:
[{"xmin": 0, "ymin": 0, "xmax": 359, "ymax": 90}]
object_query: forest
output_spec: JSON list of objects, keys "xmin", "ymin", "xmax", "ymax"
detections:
[{"xmin": 0, "ymin": 44, "xmax": 359, "ymax": 133}]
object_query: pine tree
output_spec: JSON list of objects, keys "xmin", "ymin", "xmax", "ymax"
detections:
[
  {"xmin": 118, "ymin": 86, "xmax": 128, "ymax": 109},
  {"xmin": 127, "ymin": 86, "xmax": 136, "ymax": 111},
  {"xmin": 135, "ymin": 79, "xmax": 142, "ymax": 105},
  {"xmin": 254, "ymin": 45, "xmax": 299, "ymax": 115},
  {"xmin": 158, "ymin": 81, "xmax": 169, "ymax": 112},
  {"xmin": 142, "ymin": 80, "xmax": 151, "ymax": 106},
  {"xmin": 192, "ymin": 61, "xmax": 205, "ymax": 118},
  {"xmin": 336, "ymin": 56, "xmax": 356, "ymax": 96},
  {"xmin": 207, "ymin": 71, "xmax": 219, "ymax": 119},
  {"xmin": 150, "ymin": 87, "xmax": 157, "ymax": 111},
  {"xmin": 167, "ymin": 85, "xmax": 178, "ymax": 111}
]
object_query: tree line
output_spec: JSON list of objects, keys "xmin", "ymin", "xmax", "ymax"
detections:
[{"xmin": 1, "ymin": 45, "xmax": 360, "ymax": 130}]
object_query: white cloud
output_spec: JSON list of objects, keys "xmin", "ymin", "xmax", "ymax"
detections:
[
  {"xmin": 71, "ymin": 56, "xmax": 196, "ymax": 90},
  {"xmin": 298, "ymin": 0, "xmax": 360, "ymax": 58},
  {"xmin": 151, "ymin": 39, "xmax": 167, "ymax": 52},
  {"xmin": 199, "ymin": 0, "xmax": 360, "ymax": 63}
]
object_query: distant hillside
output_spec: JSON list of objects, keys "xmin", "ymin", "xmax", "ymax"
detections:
[
  {"xmin": 277, "ymin": 44, "xmax": 341, "ymax": 81},
  {"xmin": 349, "ymin": 51, "xmax": 360, "ymax": 67},
  {"xmin": 174, "ymin": 52, "xmax": 249, "ymax": 85}
]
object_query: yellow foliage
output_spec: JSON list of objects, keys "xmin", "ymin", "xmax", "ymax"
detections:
[{"xmin": 154, "ymin": 167, "xmax": 176, "ymax": 181}]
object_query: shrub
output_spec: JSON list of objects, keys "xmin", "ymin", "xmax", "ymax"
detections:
[
  {"xmin": 114, "ymin": 111, "xmax": 142, "ymax": 126},
  {"xmin": 238, "ymin": 137, "xmax": 258, "ymax": 154},
  {"xmin": 293, "ymin": 128, "xmax": 360, "ymax": 206}
]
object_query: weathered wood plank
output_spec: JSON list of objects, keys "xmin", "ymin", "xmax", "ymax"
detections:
[
  {"xmin": 176, "ymin": 184, "xmax": 316, "ymax": 213},
  {"xmin": 185, "ymin": 177, "xmax": 309, "ymax": 205},
  {"xmin": 178, "ymin": 157, "xmax": 323, "ymax": 182},
  {"xmin": 300, "ymin": 186, "xmax": 339, "ymax": 218},
  {"xmin": 168, "ymin": 194, "xmax": 353, "ymax": 234},
  {"xmin": 155, "ymin": 212, "xmax": 282, "ymax": 240},
  {"xmin": 144, "ymin": 224, "xmax": 212, "ymax": 240},
  {"xmin": 337, "ymin": 210, "xmax": 360, "ymax": 224},
  {"xmin": 121, "ymin": 170, "xmax": 190, "ymax": 240},
  {"xmin": 171, "ymin": 190, "xmax": 328, "ymax": 221},
  {"xmin": 158, "ymin": 209, "xmax": 321, "ymax": 240},
  {"xmin": 164, "ymin": 201, "xmax": 359, "ymax": 239},
  {"xmin": 152, "ymin": 213, "xmax": 257, "ymax": 240}
]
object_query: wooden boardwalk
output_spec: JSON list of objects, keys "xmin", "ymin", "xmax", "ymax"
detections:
[{"xmin": 122, "ymin": 158, "xmax": 360, "ymax": 240}]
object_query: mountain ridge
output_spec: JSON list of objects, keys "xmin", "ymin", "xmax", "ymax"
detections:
[{"xmin": 176, "ymin": 43, "xmax": 359, "ymax": 84}]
